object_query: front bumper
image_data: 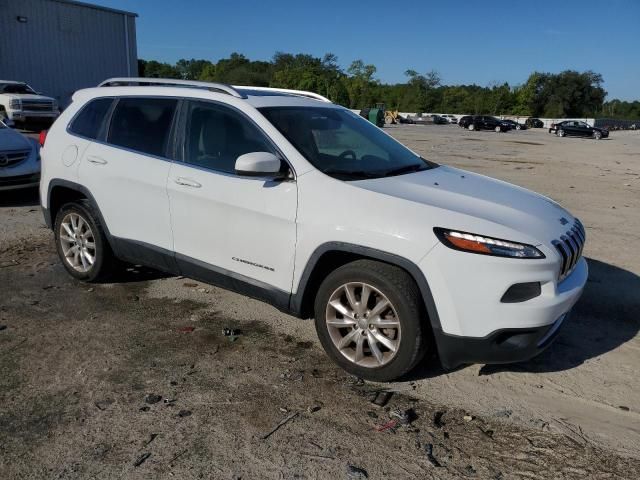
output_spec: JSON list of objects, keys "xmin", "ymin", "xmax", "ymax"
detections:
[
  {"xmin": 8, "ymin": 111, "xmax": 59, "ymax": 121},
  {"xmin": 0, "ymin": 172, "xmax": 40, "ymax": 190},
  {"xmin": 420, "ymin": 242, "xmax": 588, "ymax": 368},
  {"xmin": 435, "ymin": 311, "xmax": 569, "ymax": 369}
]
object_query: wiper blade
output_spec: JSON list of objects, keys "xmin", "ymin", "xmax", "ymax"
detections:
[
  {"xmin": 322, "ymin": 169, "xmax": 382, "ymax": 179},
  {"xmin": 383, "ymin": 164, "xmax": 428, "ymax": 177}
]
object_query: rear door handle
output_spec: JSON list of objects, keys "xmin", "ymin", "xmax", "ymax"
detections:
[
  {"xmin": 174, "ymin": 177, "xmax": 202, "ymax": 188},
  {"xmin": 86, "ymin": 155, "xmax": 107, "ymax": 165}
]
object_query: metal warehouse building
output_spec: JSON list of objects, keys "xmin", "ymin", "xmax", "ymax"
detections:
[{"xmin": 1, "ymin": 0, "xmax": 137, "ymax": 106}]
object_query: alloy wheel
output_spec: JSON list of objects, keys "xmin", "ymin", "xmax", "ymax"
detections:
[
  {"xmin": 59, "ymin": 212, "xmax": 96, "ymax": 272},
  {"xmin": 325, "ymin": 282, "xmax": 401, "ymax": 368}
]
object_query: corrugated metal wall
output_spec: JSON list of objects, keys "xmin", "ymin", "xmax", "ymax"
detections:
[{"xmin": 0, "ymin": 0, "xmax": 137, "ymax": 106}]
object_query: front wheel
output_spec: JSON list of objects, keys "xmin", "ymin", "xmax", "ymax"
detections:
[
  {"xmin": 516, "ymin": 124, "xmax": 521, "ymax": 130},
  {"xmin": 314, "ymin": 260, "xmax": 427, "ymax": 382},
  {"xmin": 557, "ymin": 129, "xmax": 565, "ymax": 137},
  {"xmin": 495, "ymin": 126, "xmax": 501, "ymax": 133},
  {"xmin": 54, "ymin": 201, "xmax": 115, "ymax": 282},
  {"xmin": 468, "ymin": 124, "xmax": 475, "ymax": 131},
  {"xmin": 593, "ymin": 131, "xmax": 602, "ymax": 140}
]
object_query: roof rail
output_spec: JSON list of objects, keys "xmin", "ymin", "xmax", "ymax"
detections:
[
  {"xmin": 233, "ymin": 86, "xmax": 332, "ymax": 103},
  {"xmin": 98, "ymin": 78, "xmax": 247, "ymax": 99}
]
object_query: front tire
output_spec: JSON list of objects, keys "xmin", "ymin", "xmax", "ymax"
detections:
[
  {"xmin": 468, "ymin": 124, "xmax": 475, "ymax": 131},
  {"xmin": 557, "ymin": 129, "xmax": 565, "ymax": 137},
  {"xmin": 593, "ymin": 131, "xmax": 602, "ymax": 140},
  {"xmin": 54, "ymin": 201, "xmax": 114, "ymax": 282},
  {"xmin": 495, "ymin": 126, "xmax": 501, "ymax": 133},
  {"xmin": 313, "ymin": 260, "xmax": 427, "ymax": 382}
]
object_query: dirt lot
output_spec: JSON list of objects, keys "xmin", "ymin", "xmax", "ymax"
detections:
[{"xmin": 1, "ymin": 126, "xmax": 639, "ymax": 479}]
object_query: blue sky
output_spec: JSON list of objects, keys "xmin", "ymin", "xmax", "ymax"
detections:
[{"xmin": 98, "ymin": 0, "xmax": 639, "ymax": 100}]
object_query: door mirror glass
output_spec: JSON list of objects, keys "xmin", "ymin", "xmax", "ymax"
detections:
[{"xmin": 235, "ymin": 152, "xmax": 283, "ymax": 177}]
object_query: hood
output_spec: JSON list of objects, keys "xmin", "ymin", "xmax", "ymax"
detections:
[
  {"xmin": 353, "ymin": 165, "xmax": 573, "ymax": 244},
  {"xmin": 3, "ymin": 93, "xmax": 55, "ymax": 102},
  {"xmin": 0, "ymin": 127, "xmax": 33, "ymax": 151}
]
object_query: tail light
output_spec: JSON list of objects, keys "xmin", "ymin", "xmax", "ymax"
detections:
[{"xmin": 39, "ymin": 130, "xmax": 48, "ymax": 147}]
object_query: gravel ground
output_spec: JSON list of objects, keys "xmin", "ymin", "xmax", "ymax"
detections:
[{"xmin": 1, "ymin": 125, "xmax": 639, "ymax": 479}]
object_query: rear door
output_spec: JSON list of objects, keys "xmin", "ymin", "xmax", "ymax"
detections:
[
  {"xmin": 77, "ymin": 97, "xmax": 177, "ymax": 257},
  {"xmin": 167, "ymin": 100, "xmax": 297, "ymax": 295}
]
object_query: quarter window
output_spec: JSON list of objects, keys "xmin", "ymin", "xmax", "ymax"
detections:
[
  {"xmin": 185, "ymin": 101, "xmax": 274, "ymax": 173},
  {"xmin": 107, "ymin": 97, "xmax": 177, "ymax": 157},
  {"xmin": 69, "ymin": 98, "xmax": 113, "ymax": 139}
]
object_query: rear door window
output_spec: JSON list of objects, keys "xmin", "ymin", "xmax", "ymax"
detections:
[
  {"xmin": 107, "ymin": 97, "xmax": 178, "ymax": 157},
  {"xmin": 69, "ymin": 98, "xmax": 113, "ymax": 140}
]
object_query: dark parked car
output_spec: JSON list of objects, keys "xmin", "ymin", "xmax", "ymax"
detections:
[
  {"xmin": 465, "ymin": 115, "xmax": 510, "ymax": 132},
  {"xmin": 458, "ymin": 115, "xmax": 473, "ymax": 128},
  {"xmin": 549, "ymin": 121, "xmax": 609, "ymax": 140},
  {"xmin": 431, "ymin": 114, "xmax": 448, "ymax": 125},
  {"xmin": 526, "ymin": 118, "xmax": 544, "ymax": 128},
  {"xmin": 501, "ymin": 119, "xmax": 527, "ymax": 130}
]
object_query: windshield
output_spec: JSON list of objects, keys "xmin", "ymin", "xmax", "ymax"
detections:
[
  {"xmin": 259, "ymin": 107, "xmax": 437, "ymax": 180},
  {"xmin": 1, "ymin": 83, "xmax": 36, "ymax": 94}
]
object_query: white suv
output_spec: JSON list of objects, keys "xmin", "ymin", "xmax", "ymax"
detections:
[
  {"xmin": 39, "ymin": 78, "xmax": 588, "ymax": 381},
  {"xmin": 0, "ymin": 80, "xmax": 60, "ymax": 125}
]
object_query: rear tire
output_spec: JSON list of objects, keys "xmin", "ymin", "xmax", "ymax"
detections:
[
  {"xmin": 557, "ymin": 129, "xmax": 565, "ymax": 137},
  {"xmin": 54, "ymin": 200, "xmax": 115, "ymax": 282},
  {"xmin": 468, "ymin": 124, "xmax": 475, "ymax": 131},
  {"xmin": 313, "ymin": 260, "xmax": 427, "ymax": 382}
]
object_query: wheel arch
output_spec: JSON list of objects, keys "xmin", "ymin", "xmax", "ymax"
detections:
[
  {"xmin": 45, "ymin": 179, "xmax": 114, "ymax": 245},
  {"xmin": 291, "ymin": 243, "xmax": 443, "ymax": 336}
]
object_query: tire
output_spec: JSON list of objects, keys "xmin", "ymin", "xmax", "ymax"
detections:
[
  {"xmin": 54, "ymin": 200, "xmax": 115, "ymax": 282},
  {"xmin": 384, "ymin": 115, "xmax": 393, "ymax": 125},
  {"xmin": 313, "ymin": 259, "xmax": 427, "ymax": 382},
  {"xmin": 557, "ymin": 129, "xmax": 565, "ymax": 137},
  {"xmin": 494, "ymin": 126, "xmax": 501, "ymax": 133},
  {"xmin": 516, "ymin": 124, "xmax": 521, "ymax": 130},
  {"xmin": 468, "ymin": 123, "xmax": 475, "ymax": 131},
  {"xmin": 593, "ymin": 131, "xmax": 602, "ymax": 140}
]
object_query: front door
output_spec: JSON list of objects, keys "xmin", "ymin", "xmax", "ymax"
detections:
[{"xmin": 167, "ymin": 100, "xmax": 298, "ymax": 298}]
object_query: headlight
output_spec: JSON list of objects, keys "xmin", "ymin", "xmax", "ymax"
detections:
[
  {"xmin": 434, "ymin": 228, "xmax": 544, "ymax": 259},
  {"xmin": 9, "ymin": 99, "xmax": 21, "ymax": 109}
]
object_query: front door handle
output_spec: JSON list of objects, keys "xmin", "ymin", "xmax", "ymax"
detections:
[
  {"xmin": 174, "ymin": 177, "xmax": 202, "ymax": 188},
  {"xmin": 87, "ymin": 155, "xmax": 107, "ymax": 165}
]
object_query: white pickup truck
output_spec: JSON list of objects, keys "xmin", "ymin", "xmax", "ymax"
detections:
[{"xmin": 0, "ymin": 80, "xmax": 59, "ymax": 125}]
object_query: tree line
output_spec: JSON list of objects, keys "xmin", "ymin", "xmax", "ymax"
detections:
[{"xmin": 138, "ymin": 52, "xmax": 637, "ymax": 119}]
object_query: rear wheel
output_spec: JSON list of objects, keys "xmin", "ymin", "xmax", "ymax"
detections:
[
  {"xmin": 557, "ymin": 129, "xmax": 565, "ymax": 137},
  {"xmin": 54, "ymin": 201, "xmax": 114, "ymax": 282},
  {"xmin": 314, "ymin": 260, "xmax": 427, "ymax": 382},
  {"xmin": 516, "ymin": 124, "xmax": 521, "ymax": 130},
  {"xmin": 468, "ymin": 124, "xmax": 475, "ymax": 131}
]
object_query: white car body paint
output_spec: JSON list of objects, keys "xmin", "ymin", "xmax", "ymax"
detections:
[{"xmin": 40, "ymin": 81, "xmax": 588, "ymax": 358}]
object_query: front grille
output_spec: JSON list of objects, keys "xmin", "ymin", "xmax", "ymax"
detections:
[
  {"xmin": 552, "ymin": 219, "xmax": 586, "ymax": 281},
  {"xmin": 22, "ymin": 101, "xmax": 54, "ymax": 112},
  {"xmin": 0, "ymin": 173, "xmax": 40, "ymax": 187},
  {"xmin": 0, "ymin": 150, "xmax": 30, "ymax": 168}
]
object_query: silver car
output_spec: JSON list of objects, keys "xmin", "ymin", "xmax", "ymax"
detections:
[{"xmin": 0, "ymin": 120, "xmax": 40, "ymax": 191}]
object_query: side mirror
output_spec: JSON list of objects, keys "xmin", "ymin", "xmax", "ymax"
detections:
[{"xmin": 235, "ymin": 152, "xmax": 283, "ymax": 178}]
